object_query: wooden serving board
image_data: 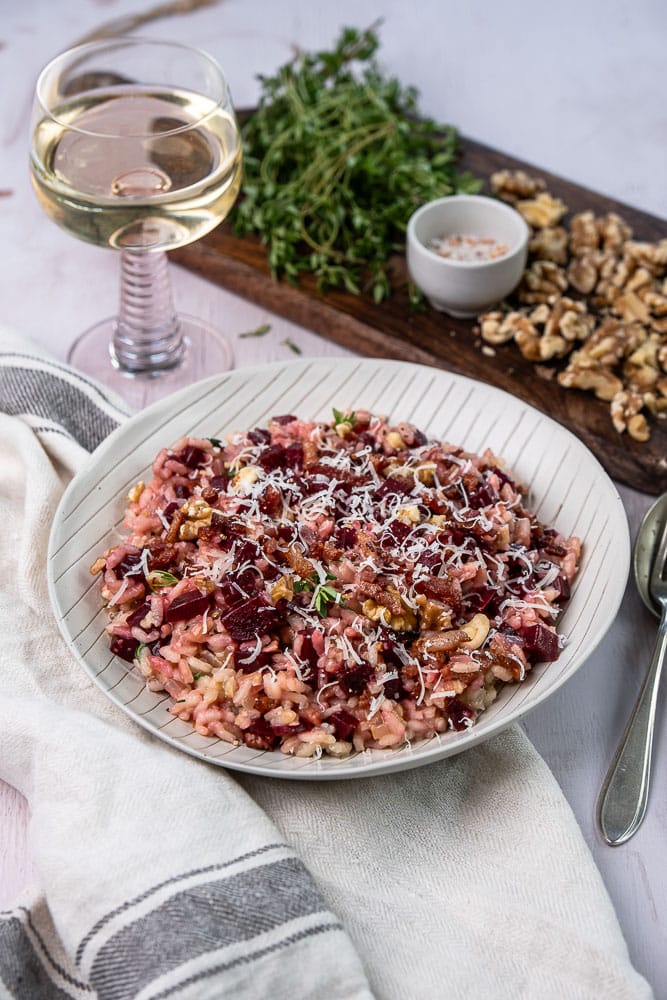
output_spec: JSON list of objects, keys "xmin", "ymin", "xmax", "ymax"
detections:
[{"xmin": 173, "ymin": 132, "xmax": 667, "ymax": 495}]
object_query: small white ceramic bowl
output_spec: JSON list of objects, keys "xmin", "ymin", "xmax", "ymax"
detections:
[{"xmin": 406, "ymin": 194, "xmax": 530, "ymax": 317}]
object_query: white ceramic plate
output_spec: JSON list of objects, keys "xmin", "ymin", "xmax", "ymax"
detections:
[{"xmin": 48, "ymin": 358, "xmax": 630, "ymax": 780}]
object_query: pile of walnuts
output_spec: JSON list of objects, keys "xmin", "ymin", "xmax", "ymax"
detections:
[{"xmin": 478, "ymin": 169, "xmax": 667, "ymax": 442}]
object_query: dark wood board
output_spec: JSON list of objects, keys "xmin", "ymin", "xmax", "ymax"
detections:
[{"xmin": 173, "ymin": 132, "xmax": 667, "ymax": 494}]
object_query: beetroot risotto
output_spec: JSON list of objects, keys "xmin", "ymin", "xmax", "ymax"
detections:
[{"xmin": 92, "ymin": 410, "xmax": 580, "ymax": 757}]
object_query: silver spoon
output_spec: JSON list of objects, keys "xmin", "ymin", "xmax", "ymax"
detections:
[{"xmin": 597, "ymin": 492, "xmax": 667, "ymax": 846}]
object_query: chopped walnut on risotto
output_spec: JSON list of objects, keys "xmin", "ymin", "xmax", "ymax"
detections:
[{"xmin": 92, "ymin": 409, "xmax": 580, "ymax": 757}]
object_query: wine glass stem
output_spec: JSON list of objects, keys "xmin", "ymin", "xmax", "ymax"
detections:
[{"xmin": 112, "ymin": 250, "xmax": 184, "ymax": 374}]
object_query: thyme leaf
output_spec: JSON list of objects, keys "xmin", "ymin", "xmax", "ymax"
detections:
[
  {"xmin": 238, "ymin": 323, "xmax": 271, "ymax": 339},
  {"xmin": 314, "ymin": 583, "xmax": 342, "ymax": 617},
  {"xmin": 332, "ymin": 407, "xmax": 355, "ymax": 427}
]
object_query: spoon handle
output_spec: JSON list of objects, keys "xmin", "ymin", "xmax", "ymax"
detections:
[{"xmin": 597, "ymin": 602, "xmax": 667, "ymax": 846}]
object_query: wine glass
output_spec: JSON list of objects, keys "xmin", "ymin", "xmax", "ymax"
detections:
[{"xmin": 30, "ymin": 38, "xmax": 242, "ymax": 408}]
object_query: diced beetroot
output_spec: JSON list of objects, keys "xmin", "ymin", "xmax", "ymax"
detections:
[
  {"xmin": 424, "ymin": 494, "xmax": 447, "ymax": 515},
  {"xmin": 417, "ymin": 549, "xmax": 444, "ymax": 572},
  {"xmin": 412, "ymin": 428, "xmax": 427, "ymax": 447},
  {"xmin": 257, "ymin": 444, "xmax": 286, "ymax": 471},
  {"xmin": 340, "ymin": 661, "xmax": 372, "ymax": 696},
  {"xmin": 296, "ymin": 631, "xmax": 318, "ymax": 667},
  {"xmin": 492, "ymin": 467, "xmax": 514, "ymax": 488},
  {"xmin": 174, "ymin": 484, "xmax": 191, "ymax": 499},
  {"xmin": 271, "ymin": 723, "xmax": 308, "ymax": 737},
  {"xmin": 235, "ymin": 539, "xmax": 260, "ymax": 564},
  {"xmin": 233, "ymin": 567, "xmax": 261, "ymax": 596},
  {"xmin": 162, "ymin": 501, "xmax": 180, "ymax": 522},
  {"xmin": 217, "ymin": 578, "xmax": 243, "ymax": 608},
  {"xmin": 379, "ymin": 638, "xmax": 402, "ymax": 669},
  {"xmin": 445, "ymin": 526, "xmax": 469, "ymax": 547},
  {"xmin": 110, "ymin": 635, "xmax": 139, "ymax": 662},
  {"xmin": 552, "ymin": 575, "xmax": 571, "ymax": 602},
  {"xmin": 175, "ymin": 445, "xmax": 207, "ymax": 469},
  {"xmin": 164, "ymin": 590, "xmax": 211, "ymax": 624},
  {"xmin": 357, "ymin": 431, "xmax": 379, "ymax": 451},
  {"xmin": 209, "ymin": 476, "xmax": 228, "ymax": 492},
  {"xmin": 245, "ymin": 718, "xmax": 280, "ymax": 750},
  {"xmin": 506, "ymin": 549, "xmax": 534, "ymax": 584},
  {"xmin": 296, "ymin": 475, "xmax": 328, "ymax": 497},
  {"xmin": 381, "ymin": 519, "xmax": 411, "ymax": 546},
  {"xmin": 114, "ymin": 552, "xmax": 143, "ymax": 580},
  {"xmin": 447, "ymin": 698, "xmax": 475, "ymax": 731},
  {"xmin": 376, "ymin": 477, "xmax": 413, "ymax": 498},
  {"xmin": 328, "ymin": 710, "xmax": 358, "ymax": 741},
  {"xmin": 467, "ymin": 482, "xmax": 498, "ymax": 509},
  {"xmin": 272, "ymin": 414, "xmax": 297, "ymax": 425},
  {"xmin": 277, "ymin": 523, "xmax": 297, "ymax": 544},
  {"xmin": 330, "ymin": 477, "xmax": 352, "ymax": 500},
  {"xmin": 541, "ymin": 531, "xmax": 566, "ymax": 558},
  {"xmin": 333, "ymin": 525, "xmax": 358, "ymax": 550},
  {"xmin": 237, "ymin": 640, "xmax": 272, "ymax": 673},
  {"xmin": 283, "ymin": 442, "xmax": 303, "ymax": 469},
  {"xmin": 382, "ymin": 673, "xmax": 408, "ymax": 701},
  {"xmin": 465, "ymin": 586, "xmax": 497, "ymax": 613},
  {"xmin": 246, "ymin": 718, "xmax": 274, "ymax": 737},
  {"xmin": 126, "ymin": 601, "xmax": 151, "ymax": 627},
  {"xmin": 248, "ymin": 427, "xmax": 271, "ymax": 445},
  {"xmin": 521, "ymin": 623, "xmax": 560, "ymax": 662},
  {"xmin": 221, "ymin": 594, "xmax": 280, "ymax": 642}
]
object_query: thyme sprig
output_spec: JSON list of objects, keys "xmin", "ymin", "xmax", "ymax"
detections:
[{"xmin": 234, "ymin": 25, "xmax": 480, "ymax": 302}]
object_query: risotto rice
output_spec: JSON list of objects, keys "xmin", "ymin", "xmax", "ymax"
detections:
[{"xmin": 92, "ymin": 409, "xmax": 580, "ymax": 758}]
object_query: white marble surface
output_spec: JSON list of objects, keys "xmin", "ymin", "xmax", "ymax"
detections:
[{"xmin": 1, "ymin": 0, "xmax": 666, "ymax": 994}]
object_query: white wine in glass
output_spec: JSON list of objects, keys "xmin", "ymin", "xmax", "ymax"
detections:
[{"xmin": 30, "ymin": 38, "xmax": 243, "ymax": 408}]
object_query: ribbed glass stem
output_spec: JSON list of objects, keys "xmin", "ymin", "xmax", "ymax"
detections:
[{"xmin": 111, "ymin": 251, "xmax": 183, "ymax": 373}]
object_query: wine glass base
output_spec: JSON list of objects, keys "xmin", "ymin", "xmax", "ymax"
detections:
[{"xmin": 67, "ymin": 315, "xmax": 234, "ymax": 410}]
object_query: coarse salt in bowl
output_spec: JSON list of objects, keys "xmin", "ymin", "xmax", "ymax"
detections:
[{"xmin": 406, "ymin": 194, "xmax": 530, "ymax": 317}]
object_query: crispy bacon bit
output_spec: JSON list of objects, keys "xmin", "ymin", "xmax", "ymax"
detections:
[
  {"xmin": 145, "ymin": 538, "xmax": 179, "ymax": 569},
  {"xmin": 413, "ymin": 629, "xmax": 470, "ymax": 655},
  {"xmin": 415, "ymin": 575, "xmax": 462, "ymax": 608},
  {"xmin": 286, "ymin": 544, "xmax": 314, "ymax": 580},
  {"xmin": 165, "ymin": 507, "xmax": 186, "ymax": 543},
  {"xmin": 356, "ymin": 581, "xmax": 402, "ymax": 617}
]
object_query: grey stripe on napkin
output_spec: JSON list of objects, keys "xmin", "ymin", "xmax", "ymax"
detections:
[
  {"xmin": 149, "ymin": 921, "xmax": 345, "ymax": 1000},
  {"xmin": 90, "ymin": 858, "xmax": 333, "ymax": 1000},
  {"xmin": 0, "ymin": 352, "xmax": 128, "ymax": 451},
  {"xmin": 0, "ymin": 917, "xmax": 83, "ymax": 1000}
]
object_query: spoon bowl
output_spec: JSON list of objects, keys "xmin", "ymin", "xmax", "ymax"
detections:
[
  {"xmin": 633, "ymin": 492, "xmax": 667, "ymax": 617},
  {"xmin": 598, "ymin": 492, "xmax": 667, "ymax": 845}
]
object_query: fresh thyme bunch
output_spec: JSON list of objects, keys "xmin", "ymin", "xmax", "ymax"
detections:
[{"xmin": 233, "ymin": 25, "xmax": 480, "ymax": 302}]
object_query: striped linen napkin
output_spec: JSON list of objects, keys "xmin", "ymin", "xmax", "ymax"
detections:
[{"xmin": 0, "ymin": 328, "xmax": 653, "ymax": 1000}]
